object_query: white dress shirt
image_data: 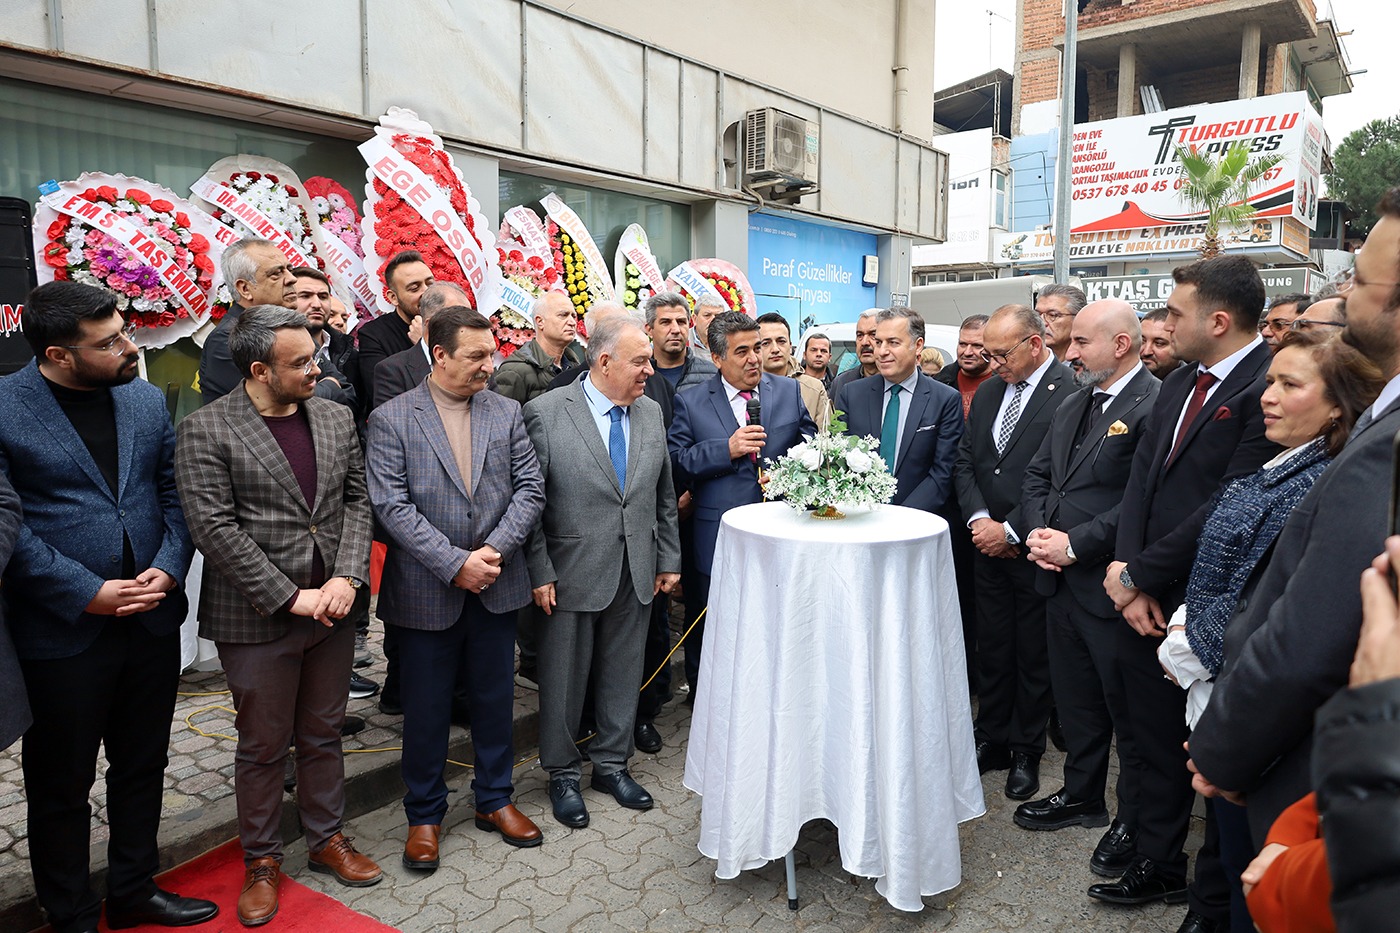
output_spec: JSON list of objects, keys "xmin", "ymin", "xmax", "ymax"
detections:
[
  {"xmin": 722, "ymin": 376, "xmax": 757, "ymax": 428},
  {"xmin": 880, "ymin": 368, "xmax": 922, "ymax": 470},
  {"xmin": 581, "ymin": 371, "xmax": 630, "ymax": 450},
  {"xmin": 1169, "ymin": 334, "xmax": 1263, "ymax": 444}
]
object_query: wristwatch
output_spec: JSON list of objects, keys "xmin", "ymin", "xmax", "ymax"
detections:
[
  {"xmin": 1065, "ymin": 541, "xmax": 1077, "ymax": 562},
  {"xmin": 1118, "ymin": 567, "xmax": 1135, "ymax": 590},
  {"xmin": 342, "ymin": 576, "xmax": 362, "ymax": 590}
]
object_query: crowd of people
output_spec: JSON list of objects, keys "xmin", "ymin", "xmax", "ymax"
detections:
[{"xmin": 2, "ymin": 189, "xmax": 1400, "ymax": 933}]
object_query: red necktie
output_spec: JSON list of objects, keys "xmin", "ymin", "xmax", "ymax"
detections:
[
  {"xmin": 1166, "ymin": 370, "xmax": 1218, "ymax": 466},
  {"xmin": 738, "ymin": 390, "xmax": 756, "ymax": 462}
]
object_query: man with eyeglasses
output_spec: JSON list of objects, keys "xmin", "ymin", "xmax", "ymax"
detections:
[
  {"xmin": 1036, "ymin": 283, "xmax": 1088, "ymax": 361},
  {"xmin": 1288, "ymin": 295, "xmax": 1346, "ymax": 334},
  {"xmin": 200, "ymin": 237, "xmax": 297, "ymax": 405},
  {"xmin": 953, "ymin": 303, "xmax": 1074, "ymax": 803},
  {"xmin": 176, "ymin": 305, "xmax": 380, "ymax": 925},
  {"xmin": 0, "ymin": 282, "xmax": 217, "ymax": 933},
  {"xmin": 1260, "ymin": 294, "xmax": 1312, "ymax": 348}
]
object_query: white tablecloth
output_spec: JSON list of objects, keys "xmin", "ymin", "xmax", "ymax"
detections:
[{"xmin": 683, "ymin": 502, "xmax": 984, "ymax": 912}]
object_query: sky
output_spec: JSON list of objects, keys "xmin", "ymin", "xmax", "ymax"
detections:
[{"xmin": 932, "ymin": 0, "xmax": 1399, "ymax": 147}]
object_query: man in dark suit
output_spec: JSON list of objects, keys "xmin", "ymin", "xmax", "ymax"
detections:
[
  {"xmin": 669, "ymin": 312, "xmax": 818, "ymax": 694},
  {"xmin": 524, "ymin": 315, "xmax": 682, "ymax": 829},
  {"xmin": 836, "ymin": 306, "xmax": 963, "ymax": 514},
  {"xmin": 1, "ymin": 282, "xmax": 215, "ymax": 933},
  {"xmin": 200, "ymin": 237, "xmax": 296, "ymax": 404},
  {"xmin": 176, "ymin": 305, "xmax": 380, "ymax": 925},
  {"xmin": 1014, "ymin": 301, "xmax": 1160, "ymax": 862},
  {"xmin": 1093, "ymin": 256, "xmax": 1278, "ymax": 931},
  {"xmin": 370, "ymin": 282, "xmax": 468, "ymax": 412},
  {"xmin": 0, "ymin": 471, "xmax": 25, "ymax": 755},
  {"xmin": 1190, "ymin": 192, "xmax": 1400, "ymax": 845},
  {"xmin": 953, "ymin": 303, "xmax": 1074, "ymax": 802},
  {"xmin": 368, "ymin": 306, "xmax": 546, "ymax": 867},
  {"xmin": 291, "ymin": 267, "xmax": 360, "ymax": 414},
  {"xmin": 355, "ymin": 249, "xmax": 434, "ymax": 394}
]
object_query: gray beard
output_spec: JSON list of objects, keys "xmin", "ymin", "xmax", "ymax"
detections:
[{"xmin": 1073, "ymin": 365, "xmax": 1116, "ymax": 388}]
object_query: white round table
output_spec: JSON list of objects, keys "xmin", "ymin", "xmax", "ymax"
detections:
[{"xmin": 682, "ymin": 502, "xmax": 985, "ymax": 912}]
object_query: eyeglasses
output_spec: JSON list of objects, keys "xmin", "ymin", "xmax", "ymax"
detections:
[
  {"xmin": 1264, "ymin": 318, "xmax": 1295, "ymax": 333},
  {"xmin": 979, "ymin": 334, "xmax": 1033, "ymax": 365},
  {"xmin": 1338, "ymin": 275, "xmax": 1400, "ymax": 293},
  {"xmin": 1289, "ymin": 318, "xmax": 1346, "ymax": 332},
  {"xmin": 1039, "ymin": 310, "xmax": 1075, "ymax": 323},
  {"xmin": 61, "ymin": 322, "xmax": 137, "ymax": 356}
]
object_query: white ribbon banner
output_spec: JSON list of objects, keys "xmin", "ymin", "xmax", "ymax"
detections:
[
  {"xmin": 499, "ymin": 278, "xmax": 538, "ymax": 318},
  {"xmin": 190, "ymin": 176, "xmax": 315, "ymax": 270},
  {"xmin": 619, "ymin": 225, "xmax": 665, "ymax": 292},
  {"xmin": 668, "ymin": 260, "xmax": 726, "ymax": 307},
  {"xmin": 316, "ymin": 228, "xmax": 377, "ymax": 313},
  {"xmin": 359, "ymin": 135, "xmax": 489, "ymax": 296},
  {"xmin": 542, "ymin": 193, "xmax": 616, "ymax": 300},
  {"xmin": 42, "ymin": 190, "xmax": 211, "ymax": 320},
  {"xmin": 503, "ymin": 206, "xmax": 552, "ymax": 261}
]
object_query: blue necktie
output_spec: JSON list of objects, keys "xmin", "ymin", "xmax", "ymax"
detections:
[
  {"xmin": 881, "ymin": 384, "xmax": 902, "ymax": 473},
  {"xmin": 608, "ymin": 405, "xmax": 627, "ymax": 490}
]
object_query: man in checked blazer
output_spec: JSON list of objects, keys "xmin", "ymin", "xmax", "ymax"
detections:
[
  {"xmin": 1014, "ymin": 301, "xmax": 1160, "ymax": 860},
  {"xmin": 524, "ymin": 315, "xmax": 682, "ymax": 830},
  {"xmin": 175, "ymin": 305, "xmax": 380, "ymax": 926},
  {"xmin": 367, "ymin": 306, "xmax": 546, "ymax": 868},
  {"xmin": 954, "ymin": 302, "xmax": 1075, "ymax": 803}
]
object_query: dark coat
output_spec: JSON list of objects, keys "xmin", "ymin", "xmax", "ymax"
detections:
[{"xmin": 373, "ymin": 342, "xmax": 432, "ymax": 411}]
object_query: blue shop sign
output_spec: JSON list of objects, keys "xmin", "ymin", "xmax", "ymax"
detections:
[{"xmin": 747, "ymin": 212, "xmax": 876, "ymax": 326}]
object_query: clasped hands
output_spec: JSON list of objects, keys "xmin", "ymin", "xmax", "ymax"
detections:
[
  {"xmin": 85, "ymin": 568, "xmax": 177, "ymax": 617},
  {"xmin": 1025, "ymin": 527, "xmax": 1074, "ymax": 572},
  {"xmin": 969, "ymin": 517, "xmax": 1019, "ymax": 559}
]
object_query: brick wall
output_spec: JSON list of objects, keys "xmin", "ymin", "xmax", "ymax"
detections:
[{"xmin": 1020, "ymin": 56, "xmax": 1061, "ymax": 106}]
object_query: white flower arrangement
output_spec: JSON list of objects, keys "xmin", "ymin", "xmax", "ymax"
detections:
[{"xmin": 762, "ymin": 410, "xmax": 897, "ymax": 515}]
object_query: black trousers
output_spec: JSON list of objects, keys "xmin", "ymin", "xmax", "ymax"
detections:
[
  {"xmin": 972, "ymin": 552, "xmax": 1051, "ymax": 756},
  {"xmin": 1045, "ymin": 584, "xmax": 1137, "ymax": 806},
  {"xmin": 20, "ymin": 620, "xmax": 178, "ymax": 933},
  {"xmin": 637, "ymin": 595, "xmax": 672, "ymax": 722},
  {"xmin": 383, "ymin": 616, "xmax": 472, "ymax": 712}
]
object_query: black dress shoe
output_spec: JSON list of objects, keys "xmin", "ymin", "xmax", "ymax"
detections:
[
  {"xmin": 106, "ymin": 888, "xmax": 219, "ymax": 928},
  {"xmin": 549, "ymin": 777, "xmax": 590, "ymax": 828},
  {"xmin": 1086, "ymin": 855, "xmax": 1187, "ymax": 906},
  {"xmin": 1004, "ymin": 752, "xmax": 1040, "ymax": 800},
  {"xmin": 1175, "ymin": 909, "xmax": 1224, "ymax": 933},
  {"xmin": 1090, "ymin": 819, "xmax": 1138, "ymax": 877},
  {"xmin": 1012, "ymin": 788, "xmax": 1110, "ymax": 830},
  {"xmin": 976, "ymin": 740, "xmax": 1011, "ymax": 773},
  {"xmin": 340, "ymin": 715, "xmax": 365, "ymax": 737},
  {"xmin": 634, "ymin": 721, "xmax": 663, "ymax": 754},
  {"xmin": 591, "ymin": 768, "xmax": 654, "ymax": 810},
  {"xmin": 1047, "ymin": 709, "xmax": 1067, "ymax": 752},
  {"xmin": 378, "ymin": 696, "xmax": 403, "ymax": 717}
]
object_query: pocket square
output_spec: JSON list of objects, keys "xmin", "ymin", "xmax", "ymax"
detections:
[
  {"xmin": 916, "ymin": 424, "xmax": 937, "ymax": 432},
  {"xmin": 1212, "ymin": 406, "xmax": 1233, "ymax": 421},
  {"xmin": 1106, "ymin": 420, "xmax": 1129, "ymax": 437}
]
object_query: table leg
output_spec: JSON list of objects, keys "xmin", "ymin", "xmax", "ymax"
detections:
[{"xmin": 785, "ymin": 848, "xmax": 798, "ymax": 910}]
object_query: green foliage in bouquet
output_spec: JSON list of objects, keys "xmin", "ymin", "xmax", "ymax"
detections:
[{"xmin": 762, "ymin": 409, "xmax": 897, "ymax": 512}]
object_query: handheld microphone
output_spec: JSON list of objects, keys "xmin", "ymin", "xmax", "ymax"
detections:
[{"xmin": 745, "ymin": 396, "xmax": 762, "ymax": 427}]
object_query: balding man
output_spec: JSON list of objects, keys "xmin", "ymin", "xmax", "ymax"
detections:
[
  {"xmin": 1288, "ymin": 295, "xmax": 1346, "ymax": 336},
  {"xmin": 372, "ymin": 282, "xmax": 471, "ymax": 410},
  {"xmin": 493, "ymin": 292, "xmax": 585, "ymax": 404},
  {"xmin": 1014, "ymin": 303, "xmax": 1161, "ymax": 872}
]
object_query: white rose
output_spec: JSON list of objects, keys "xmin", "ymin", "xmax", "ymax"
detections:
[
  {"xmin": 845, "ymin": 449, "xmax": 874, "ymax": 473},
  {"xmin": 797, "ymin": 445, "xmax": 822, "ymax": 471}
]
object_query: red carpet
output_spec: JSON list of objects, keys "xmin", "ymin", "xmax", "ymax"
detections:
[{"xmin": 34, "ymin": 839, "xmax": 400, "ymax": 932}]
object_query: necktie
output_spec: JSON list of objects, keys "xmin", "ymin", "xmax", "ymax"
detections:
[
  {"xmin": 608, "ymin": 405, "xmax": 627, "ymax": 490},
  {"xmin": 1166, "ymin": 370, "xmax": 1218, "ymax": 466},
  {"xmin": 881, "ymin": 384, "xmax": 903, "ymax": 472},
  {"xmin": 996, "ymin": 381, "xmax": 1028, "ymax": 455},
  {"xmin": 738, "ymin": 389, "xmax": 756, "ymax": 462},
  {"xmin": 1073, "ymin": 391, "xmax": 1110, "ymax": 448}
]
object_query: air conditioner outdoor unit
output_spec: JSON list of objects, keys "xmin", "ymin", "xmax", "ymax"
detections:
[{"xmin": 743, "ymin": 107, "xmax": 820, "ymax": 195}]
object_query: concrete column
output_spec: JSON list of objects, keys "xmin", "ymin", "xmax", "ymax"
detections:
[
  {"xmin": 1117, "ymin": 43, "xmax": 1138, "ymax": 117},
  {"xmin": 691, "ymin": 200, "xmax": 750, "ymax": 269},
  {"xmin": 876, "ymin": 234, "xmax": 913, "ymax": 308},
  {"xmin": 1239, "ymin": 23, "xmax": 1262, "ymax": 99}
]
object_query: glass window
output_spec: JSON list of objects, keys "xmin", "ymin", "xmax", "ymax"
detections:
[
  {"xmin": 0, "ymin": 77, "xmax": 366, "ymax": 202},
  {"xmin": 993, "ymin": 170, "xmax": 1010, "ymax": 230},
  {"xmin": 499, "ymin": 171, "xmax": 691, "ymax": 276}
]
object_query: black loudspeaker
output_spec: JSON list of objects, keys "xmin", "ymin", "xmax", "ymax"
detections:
[{"xmin": 0, "ymin": 198, "xmax": 37, "ymax": 376}]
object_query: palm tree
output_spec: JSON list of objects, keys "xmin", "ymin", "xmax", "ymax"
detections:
[{"xmin": 1173, "ymin": 141, "xmax": 1285, "ymax": 258}]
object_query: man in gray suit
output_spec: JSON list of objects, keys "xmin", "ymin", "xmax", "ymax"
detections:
[
  {"xmin": 368, "ymin": 306, "xmax": 546, "ymax": 869},
  {"xmin": 524, "ymin": 315, "xmax": 682, "ymax": 829},
  {"xmin": 1190, "ymin": 189, "xmax": 1400, "ymax": 843},
  {"xmin": 175, "ymin": 305, "xmax": 380, "ymax": 926}
]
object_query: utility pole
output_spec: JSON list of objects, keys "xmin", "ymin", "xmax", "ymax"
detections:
[{"xmin": 1052, "ymin": 0, "xmax": 1078, "ymax": 282}]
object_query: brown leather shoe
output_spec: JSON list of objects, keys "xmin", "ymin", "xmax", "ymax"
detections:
[
  {"xmin": 475, "ymin": 803, "xmax": 543, "ymax": 848},
  {"xmin": 402, "ymin": 824, "xmax": 441, "ymax": 872},
  {"xmin": 237, "ymin": 857, "xmax": 281, "ymax": 927},
  {"xmin": 307, "ymin": 832, "xmax": 382, "ymax": 887}
]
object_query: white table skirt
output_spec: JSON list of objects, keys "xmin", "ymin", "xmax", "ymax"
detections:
[
  {"xmin": 178, "ymin": 552, "xmax": 222, "ymax": 672},
  {"xmin": 683, "ymin": 502, "xmax": 984, "ymax": 912}
]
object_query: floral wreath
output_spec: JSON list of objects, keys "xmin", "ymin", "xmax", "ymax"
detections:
[
  {"xmin": 305, "ymin": 177, "xmax": 363, "ymax": 257},
  {"xmin": 665, "ymin": 258, "xmax": 758, "ymax": 318},
  {"xmin": 34, "ymin": 174, "xmax": 219, "ymax": 347},
  {"xmin": 493, "ymin": 211, "xmax": 560, "ymax": 357}
]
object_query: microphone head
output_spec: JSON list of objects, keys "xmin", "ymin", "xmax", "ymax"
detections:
[{"xmin": 745, "ymin": 396, "xmax": 762, "ymax": 425}]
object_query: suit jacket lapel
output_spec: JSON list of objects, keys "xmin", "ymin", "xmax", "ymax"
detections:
[
  {"xmin": 565, "ymin": 380, "xmax": 623, "ymax": 498},
  {"xmin": 998, "ymin": 365, "xmax": 1063, "ymax": 463},
  {"xmin": 895, "ymin": 377, "xmax": 932, "ymax": 470},
  {"xmin": 708, "ymin": 377, "xmax": 741, "ymax": 434},
  {"xmin": 112, "ymin": 385, "xmax": 136, "ymax": 501},
  {"xmin": 307, "ymin": 402, "xmax": 337, "ymax": 515},
  {"xmin": 469, "ymin": 393, "xmax": 491, "ymax": 495},
  {"xmin": 1066, "ymin": 373, "xmax": 1152, "ymax": 477},
  {"xmin": 14, "ymin": 365, "xmax": 115, "ymax": 502},
  {"xmin": 1167, "ymin": 342, "xmax": 1268, "ymax": 472},
  {"xmin": 226, "ymin": 388, "xmax": 310, "ymax": 512},
  {"xmin": 411, "ymin": 385, "xmax": 471, "ymax": 501},
  {"xmin": 1056, "ymin": 389, "xmax": 1095, "ymax": 476}
]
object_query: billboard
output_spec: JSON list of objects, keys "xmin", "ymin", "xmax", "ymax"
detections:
[
  {"xmin": 747, "ymin": 212, "xmax": 876, "ymax": 326},
  {"xmin": 1066, "ymin": 91, "xmax": 1323, "ymax": 233},
  {"xmin": 911, "ymin": 128, "xmax": 994, "ymax": 267},
  {"xmin": 1082, "ymin": 267, "xmax": 1322, "ymax": 315},
  {"xmin": 992, "ymin": 214, "xmax": 1303, "ymax": 265}
]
